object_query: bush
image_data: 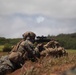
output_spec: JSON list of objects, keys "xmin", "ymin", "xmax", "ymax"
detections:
[{"xmin": 3, "ymin": 43, "xmax": 12, "ymax": 52}]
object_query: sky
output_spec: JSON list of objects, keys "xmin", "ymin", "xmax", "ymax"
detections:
[{"xmin": 0, "ymin": 0, "xmax": 76, "ymax": 38}]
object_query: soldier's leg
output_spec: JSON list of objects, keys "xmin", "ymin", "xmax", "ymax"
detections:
[
  {"xmin": 0, "ymin": 55, "xmax": 15, "ymax": 75},
  {"xmin": 0, "ymin": 64, "xmax": 13, "ymax": 75}
]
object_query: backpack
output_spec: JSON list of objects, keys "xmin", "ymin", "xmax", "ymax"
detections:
[{"xmin": 11, "ymin": 40, "xmax": 24, "ymax": 52}]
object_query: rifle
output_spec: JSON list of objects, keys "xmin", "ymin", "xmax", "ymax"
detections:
[{"xmin": 35, "ymin": 36, "xmax": 51, "ymax": 43}]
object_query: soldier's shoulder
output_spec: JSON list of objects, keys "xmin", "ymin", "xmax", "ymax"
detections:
[
  {"xmin": 20, "ymin": 41, "xmax": 26, "ymax": 46},
  {"xmin": 20, "ymin": 40, "xmax": 33, "ymax": 46}
]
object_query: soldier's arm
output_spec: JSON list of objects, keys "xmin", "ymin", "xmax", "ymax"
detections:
[{"xmin": 22, "ymin": 41, "xmax": 35, "ymax": 55}]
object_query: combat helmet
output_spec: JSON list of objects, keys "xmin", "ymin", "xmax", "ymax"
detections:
[{"xmin": 22, "ymin": 31, "xmax": 36, "ymax": 40}]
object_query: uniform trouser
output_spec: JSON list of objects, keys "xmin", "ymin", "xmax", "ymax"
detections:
[
  {"xmin": 0, "ymin": 55, "xmax": 14, "ymax": 75},
  {"xmin": 0, "ymin": 64, "xmax": 13, "ymax": 75}
]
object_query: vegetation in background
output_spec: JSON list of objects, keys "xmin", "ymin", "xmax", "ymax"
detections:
[
  {"xmin": 0, "ymin": 33, "xmax": 76, "ymax": 49},
  {"xmin": 0, "ymin": 37, "xmax": 21, "ymax": 45},
  {"xmin": 3, "ymin": 43, "xmax": 12, "ymax": 52},
  {"xmin": 48, "ymin": 33, "xmax": 76, "ymax": 49},
  {"xmin": 0, "ymin": 45, "xmax": 4, "ymax": 51}
]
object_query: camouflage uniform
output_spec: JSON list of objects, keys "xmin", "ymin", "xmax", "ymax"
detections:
[
  {"xmin": 44, "ymin": 41, "xmax": 55, "ymax": 48},
  {"xmin": 40, "ymin": 40, "xmax": 57, "ymax": 56},
  {"xmin": 0, "ymin": 55, "xmax": 14, "ymax": 75},
  {"xmin": 40, "ymin": 48, "xmax": 56, "ymax": 57},
  {"xmin": 0, "ymin": 31, "xmax": 36, "ymax": 75},
  {"xmin": 9, "ymin": 31, "xmax": 36, "ymax": 64},
  {"xmin": 40, "ymin": 40, "xmax": 66, "ymax": 57},
  {"xmin": 34, "ymin": 43, "xmax": 44, "ymax": 58}
]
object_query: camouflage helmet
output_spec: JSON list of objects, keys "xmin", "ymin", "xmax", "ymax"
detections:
[{"xmin": 22, "ymin": 31, "xmax": 36, "ymax": 40}]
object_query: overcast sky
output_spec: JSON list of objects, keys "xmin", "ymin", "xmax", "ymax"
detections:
[{"xmin": 0, "ymin": 0, "xmax": 76, "ymax": 38}]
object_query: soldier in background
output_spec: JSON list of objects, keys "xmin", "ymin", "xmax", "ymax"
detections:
[
  {"xmin": 40, "ymin": 39, "xmax": 67, "ymax": 57},
  {"xmin": 0, "ymin": 31, "xmax": 37, "ymax": 75}
]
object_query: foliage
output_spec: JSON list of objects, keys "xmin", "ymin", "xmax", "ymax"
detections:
[
  {"xmin": 47, "ymin": 33, "xmax": 76, "ymax": 49},
  {"xmin": 0, "ymin": 45, "xmax": 4, "ymax": 51},
  {"xmin": 0, "ymin": 37, "xmax": 21, "ymax": 45},
  {"xmin": 0, "ymin": 33, "xmax": 76, "ymax": 49},
  {"xmin": 3, "ymin": 43, "xmax": 12, "ymax": 52},
  {"xmin": 56, "ymin": 33, "xmax": 76, "ymax": 49}
]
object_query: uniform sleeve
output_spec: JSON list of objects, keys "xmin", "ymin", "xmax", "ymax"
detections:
[{"xmin": 20, "ymin": 40, "xmax": 34, "ymax": 55}]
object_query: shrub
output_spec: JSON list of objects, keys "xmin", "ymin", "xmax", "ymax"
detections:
[{"xmin": 3, "ymin": 43, "xmax": 12, "ymax": 52}]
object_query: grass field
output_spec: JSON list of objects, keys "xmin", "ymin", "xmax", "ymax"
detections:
[
  {"xmin": 0, "ymin": 45, "xmax": 4, "ymax": 51},
  {"xmin": 8, "ymin": 49, "xmax": 76, "ymax": 75},
  {"xmin": 0, "ymin": 45, "xmax": 76, "ymax": 75},
  {"xmin": 0, "ymin": 45, "xmax": 8, "ymax": 57},
  {"xmin": 67, "ymin": 49, "xmax": 76, "ymax": 53}
]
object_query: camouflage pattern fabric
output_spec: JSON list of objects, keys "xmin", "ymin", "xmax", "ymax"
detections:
[
  {"xmin": 39, "ymin": 40, "xmax": 67, "ymax": 57},
  {"xmin": 34, "ymin": 47, "xmax": 40, "ymax": 58},
  {"xmin": 0, "ymin": 55, "xmax": 14, "ymax": 75},
  {"xmin": 0, "ymin": 55, "xmax": 14, "ymax": 68},
  {"xmin": 9, "ymin": 38, "xmax": 36, "ymax": 64},
  {"xmin": 0, "ymin": 31, "xmax": 36, "ymax": 75},
  {"xmin": 44, "ymin": 41, "xmax": 55, "ymax": 48},
  {"xmin": 0, "ymin": 64, "xmax": 12, "ymax": 75},
  {"xmin": 8, "ymin": 31, "xmax": 36, "ymax": 66},
  {"xmin": 19, "ymin": 39, "xmax": 37, "ymax": 61},
  {"xmin": 11, "ymin": 40, "xmax": 23, "ymax": 52},
  {"xmin": 34, "ymin": 43, "xmax": 45, "ymax": 58},
  {"xmin": 44, "ymin": 40, "xmax": 59, "ymax": 49},
  {"xmin": 40, "ymin": 48, "xmax": 56, "ymax": 56},
  {"xmin": 8, "ymin": 52, "xmax": 22, "ymax": 63},
  {"xmin": 22, "ymin": 31, "xmax": 36, "ymax": 40}
]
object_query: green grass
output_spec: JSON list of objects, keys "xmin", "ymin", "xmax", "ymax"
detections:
[
  {"xmin": 66, "ymin": 49, "xmax": 76, "ymax": 53},
  {"xmin": 67, "ymin": 49, "xmax": 76, "ymax": 56},
  {"xmin": 0, "ymin": 45, "xmax": 4, "ymax": 51}
]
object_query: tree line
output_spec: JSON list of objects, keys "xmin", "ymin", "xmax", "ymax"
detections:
[
  {"xmin": 0, "ymin": 33, "xmax": 76, "ymax": 49},
  {"xmin": 49, "ymin": 33, "xmax": 76, "ymax": 49}
]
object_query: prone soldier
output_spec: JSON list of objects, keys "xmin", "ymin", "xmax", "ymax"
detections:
[
  {"xmin": 0, "ymin": 31, "xmax": 37, "ymax": 75},
  {"xmin": 38, "ymin": 39, "xmax": 67, "ymax": 57}
]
